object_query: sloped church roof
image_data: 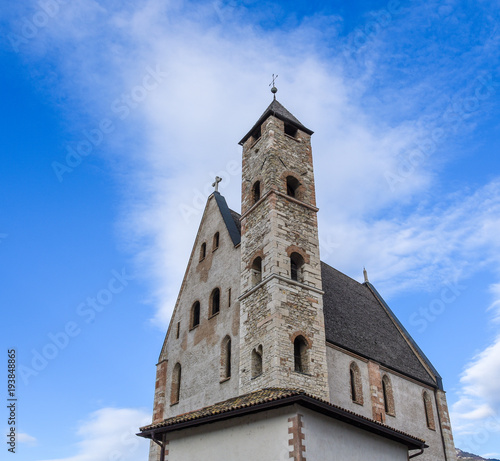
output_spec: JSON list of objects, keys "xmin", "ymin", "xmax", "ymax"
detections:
[{"xmin": 218, "ymin": 199, "xmax": 441, "ymax": 390}]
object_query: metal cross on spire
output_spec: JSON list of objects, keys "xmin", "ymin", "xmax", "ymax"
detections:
[
  {"xmin": 269, "ymin": 74, "xmax": 278, "ymax": 99},
  {"xmin": 212, "ymin": 176, "xmax": 222, "ymax": 192}
]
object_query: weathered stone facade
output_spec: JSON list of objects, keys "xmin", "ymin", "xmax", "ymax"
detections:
[
  {"xmin": 145, "ymin": 98, "xmax": 457, "ymax": 461},
  {"xmin": 238, "ymin": 112, "xmax": 329, "ymax": 400}
]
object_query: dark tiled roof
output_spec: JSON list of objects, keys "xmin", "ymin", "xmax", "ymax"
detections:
[
  {"xmin": 213, "ymin": 206, "xmax": 438, "ymax": 387},
  {"xmin": 321, "ymin": 262, "xmax": 438, "ymax": 387},
  {"xmin": 239, "ymin": 99, "xmax": 314, "ymax": 145},
  {"xmin": 229, "ymin": 209, "xmax": 241, "ymax": 236},
  {"xmin": 138, "ymin": 387, "xmax": 426, "ymax": 450},
  {"xmin": 213, "ymin": 192, "xmax": 241, "ymax": 246}
]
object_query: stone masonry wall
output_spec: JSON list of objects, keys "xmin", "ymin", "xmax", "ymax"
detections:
[{"xmin": 239, "ymin": 112, "xmax": 329, "ymax": 400}]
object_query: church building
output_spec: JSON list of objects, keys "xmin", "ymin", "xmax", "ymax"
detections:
[{"xmin": 137, "ymin": 89, "xmax": 457, "ymax": 461}]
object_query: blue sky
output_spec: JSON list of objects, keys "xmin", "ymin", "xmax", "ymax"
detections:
[{"xmin": 1, "ymin": 0, "xmax": 500, "ymax": 459}]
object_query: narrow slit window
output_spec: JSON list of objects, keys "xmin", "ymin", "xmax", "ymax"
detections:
[
  {"xmin": 221, "ymin": 336, "xmax": 232, "ymax": 379},
  {"xmin": 228, "ymin": 288, "xmax": 231, "ymax": 307},
  {"xmin": 252, "ymin": 345, "xmax": 263, "ymax": 378},
  {"xmin": 252, "ymin": 181, "xmax": 261, "ymax": 204},
  {"xmin": 423, "ymin": 391, "xmax": 435, "ymax": 430},
  {"xmin": 382, "ymin": 375, "xmax": 395, "ymax": 416},
  {"xmin": 213, "ymin": 232, "xmax": 219, "ymax": 251},
  {"xmin": 176, "ymin": 322, "xmax": 180, "ymax": 339},
  {"xmin": 170, "ymin": 363, "xmax": 181, "ymax": 405},
  {"xmin": 200, "ymin": 242, "xmax": 206, "ymax": 261},
  {"xmin": 350, "ymin": 362, "xmax": 363, "ymax": 405}
]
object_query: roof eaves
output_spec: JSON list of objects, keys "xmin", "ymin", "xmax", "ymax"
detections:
[
  {"xmin": 137, "ymin": 389, "xmax": 426, "ymax": 451},
  {"xmin": 238, "ymin": 99, "xmax": 313, "ymax": 145}
]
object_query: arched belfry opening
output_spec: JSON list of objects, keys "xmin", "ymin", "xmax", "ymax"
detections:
[
  {"xmin": 286, "ymin": 176, "xmax": 300, "ymax": 199},
  {"xmin": 294, "ymin": 335, "xmax": 308, "ymax": 373},
  {"xmin": 290, "ymin": 252, "xmax": 305, "ymax": 282},
  {"xmin": 251, "ymin": 256, "xmax": 262, "ymax": 285}
]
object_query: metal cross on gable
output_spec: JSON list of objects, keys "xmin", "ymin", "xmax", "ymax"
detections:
[{"xmin": 212, "ymin": 176, "xmax": 222, "ymax": 192}]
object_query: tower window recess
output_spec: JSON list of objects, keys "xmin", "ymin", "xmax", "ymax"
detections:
[
  {"xmin": 191, "ymin": 301, "xmax": 201, "ymax": 328},
  {"xmin": 284, "ymin": 123, "xmax": 298, "ymax": 138},
  {"xmin": 252, "ymin": 345, "xmax": 263, "ymax": 378},
  {"xmin": 176, "ymin": 321, "xmax": 180, "ymax": 339},
  {"xmin": 252, "ymin": 181, "xmax": 261, "ymax": 204},
  {"xmin": 228, "ymin": 287, "xmax": 231, "ymax": 307},
  {"xmin": 170, "ymin": 363, "xmax": 181, "ymax": 405},
  {"xmin": 423, "ymin": 391, "xmax": 436, "ymax": 430},
  {"xmin": 251, "ymin": 125, "xmax": 261, "ymax": 144},
  {"xmin": 382, "ymin": 375, "xmax": 395, "ymax": 416},
  {"xmin": 200, "ymin": 242, "xmax": 206, "ymax": 261},
  {"xmin": 290, "ymin": 252, "xmax": 305, "ymax": 282},
  {"xmin": 251, "ymin": 257, "xmax": 262, "ymax": 285},
  {"xmin": 213, "ymin": 232, "xmax": 219, "ymax": 251},
  {"xmin": 210, "ymin": 288, "xmax": 220, "ymax": 316},
  {"xmin": 221, "ymin": 336, "xmax": 231, "ymax": 380},
  {"xmin": 349, "ymin": 362, "xmax": 364, "ymax": 405},
  {"xmin": 286, "ymin": 176, "xmax": 300, "ymax": 198},
  {"xmin": 293, "ymin": 335, "xmax": 308, "ymax": 374}
]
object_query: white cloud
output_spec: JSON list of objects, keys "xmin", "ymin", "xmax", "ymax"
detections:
[
  {"xmin": 38, "ymin": 408, "xmax": 151, "ymax": 461},
  {"xmin": 18, "ymin": 432, "xmax": 37, "ymax": 445},
  {"xmin": 451, "ymin": 335, "xmax": 500, "ymax": 452}
]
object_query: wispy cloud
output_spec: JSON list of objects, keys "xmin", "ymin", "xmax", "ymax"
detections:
[
  {"xmin": 10, "ymin": 0, "xmax": 496, "ymax": 329},
  {"xmin": 451, "ymin": 334, "xmax": 500, "ymax": 453},
  {"xmin": 38, "ymin": 407, "xmax": 150, "ymax": 461},
  {"xmin": 18, "ymin": 432, "xmax": 37, "ymax": 445}
]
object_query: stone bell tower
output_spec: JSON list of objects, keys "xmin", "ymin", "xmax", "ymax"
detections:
[{"xmin": 237, "ymin": 89, "xmax": 329, "ymax": 400}]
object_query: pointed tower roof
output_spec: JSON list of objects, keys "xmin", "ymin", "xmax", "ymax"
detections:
[{"xmin": 239, "ymin": 99, "xmax": 314, "ymax": 145}]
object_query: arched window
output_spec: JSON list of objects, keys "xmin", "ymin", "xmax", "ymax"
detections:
[
  {"xmin": 284, "ymin": 123, "xmax": 298, "ymax": 138},
  {"xmin": 221, "ymin": 336, "xmax": 231, "ymax": 380},
  {"xmin": 294, "ymin": 336, "xmax": 308, "ymax": 374},
  {"xmin": 286, "ymin": 176, "xmax": 300, "ymax": 198},
  {"xmin": 251, "ymin": 257, "xmax": 262, "ymax": 285},
  {"xmin": 382, "ymin": 374, "xmax": 395, "ymax": 416},
  {"xmin": 252, "ymin": 345, "xmax": 263, "ymax": 378},
  {"xmin": 213, "ymin": 232, "xmax": 219, "ymax": 251},
  {"xmin": 251, "ymin": 125, "xmax": 261, "ymax": 144},
  {"xmin": 290, "ymin": 252, "xmax": 305, "ymax": 282},
  {"xmin": 210, "ymin": 288, "xmax": 220, "ymax": 316},
  {"xmin": 191, "ymin": 301, "xmax": 200, "ymax": 328},
  {"xmin": 170, "ymin": 363, "xmax": 181, "ymax": 405},
  {"xmin": 350, "ymin": 362, "xmax": 364, "ymax": 405},
  {"xmin": 200, "ymin": 242, "xmax": 206, "ymax": 261},
  {"xmin": 252, "ymin": 181, "xmax": 261, "ymax": 204},
  {"xmin": 423, "ymin": 391, "xmax": 436, "ymax": 430}
]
